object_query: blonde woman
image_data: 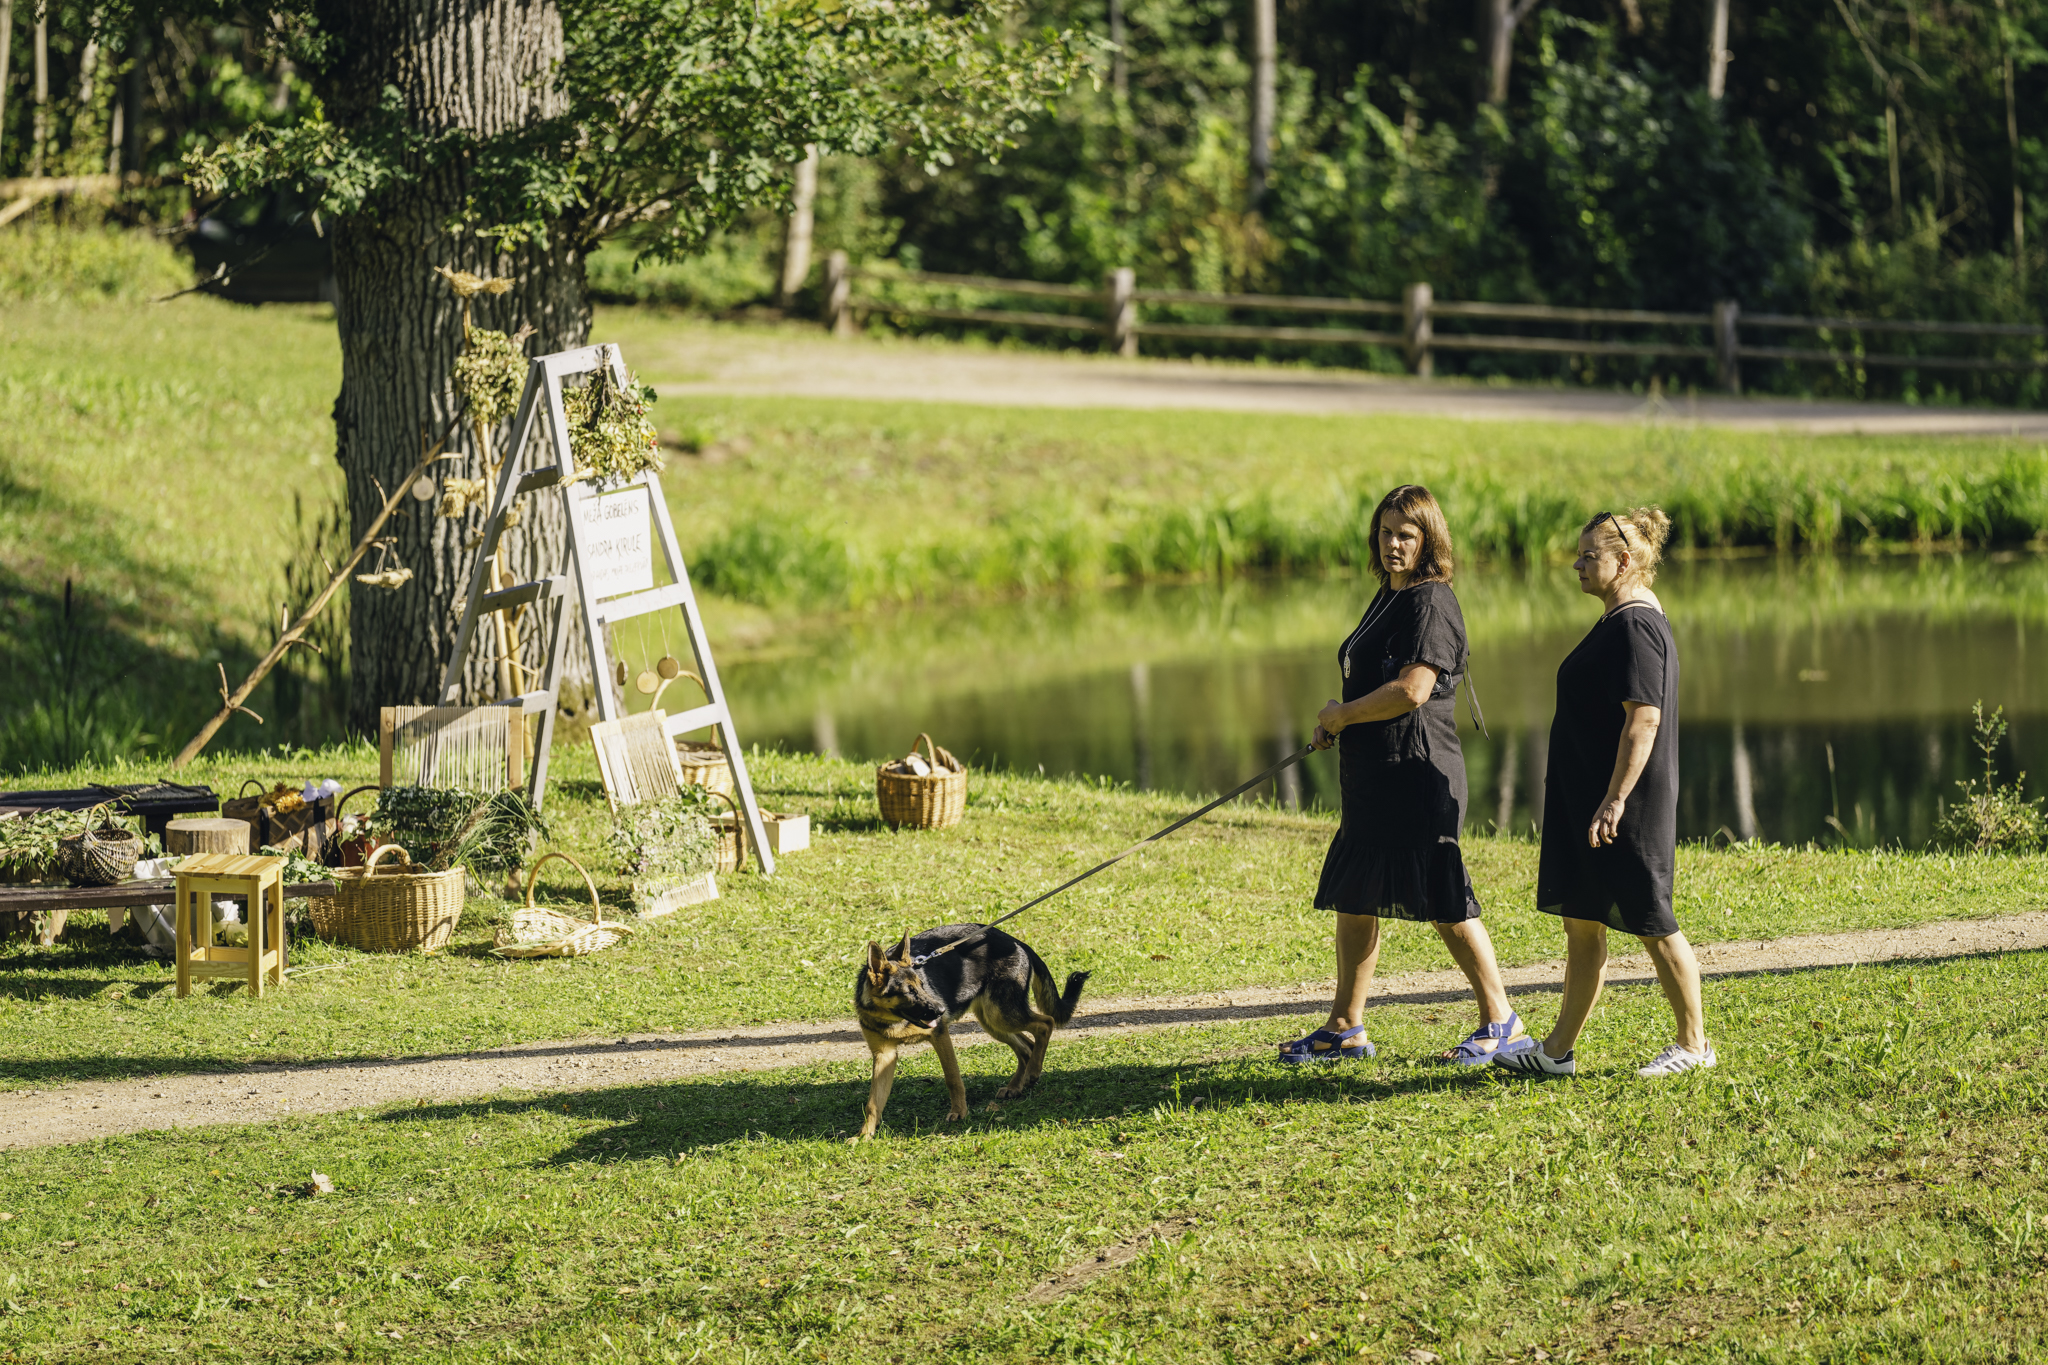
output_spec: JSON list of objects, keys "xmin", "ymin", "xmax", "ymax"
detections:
[
  {"xmin": 1279, "ymin": 484, "xmax": 1530, "ymax": 1066},
  {"xmin": 1496, "ymin": 508, "xmax": 1713, "ymax": 1079}
]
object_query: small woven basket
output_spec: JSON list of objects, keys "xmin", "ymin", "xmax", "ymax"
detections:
[
  {"xmin": 876, "ymin": 733, "xmax": 966, "ymax": 830},
  {"xmin": 703, "ymin": 790, "xmax": 748, "ymax": 875},
  {"xmin": 493, "ymin": 851, "xmax": 634, "ymax": 959},
  {"xmin": 58, "ymin": 820, "xmax": 142, "ymax": 887},
  {"xmin": 329, "ymin": 843, "xmax": 466, "ymax": 952},
  {"xmin": 676, "ymin": 739, "xmax": 735, "ymax": 797}
]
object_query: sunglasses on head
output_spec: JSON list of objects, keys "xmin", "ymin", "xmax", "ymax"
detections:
[{"xmin": 1592, "ymin": 511, "xmax": 1633, "ymax": 550}]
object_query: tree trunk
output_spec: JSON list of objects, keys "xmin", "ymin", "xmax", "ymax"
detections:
[
  {"xmin": 1247, "ymin": 0, "xmax": 1275, "ymax": 209},
  {"xmin": 312, "ymin": 1, "xmax": 592, "ymax": 736},
  {"xmin": 778, "ymin": 145, "xmax": 818, "ymax": 307},
  {"xmin": 1705, "ymin": 0, "xmax": 1731, "ymax": 99}
]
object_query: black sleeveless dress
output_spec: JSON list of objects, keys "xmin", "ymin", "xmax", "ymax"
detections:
[{"xmin": 1313, "ymin": 581, "xmax": 1482, "ymax": 923}]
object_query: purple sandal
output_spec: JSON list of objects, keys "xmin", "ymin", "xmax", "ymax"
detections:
[
  {"xmin": 1278, "ymin": 1024, "xmax": 1375, "ymax": 1064},
  {"xmin": 1441, "ymin": 1012, "xmax": 1535, "ymax": 1067}
]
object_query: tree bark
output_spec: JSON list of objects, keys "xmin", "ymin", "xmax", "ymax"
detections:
[
  {"xmin": 778, "ymin": 144, "xmax": 818, "ymax": 307},
  {"xmin": 1247, "ymin": 0, "xmax": 1275, "ymax": 209},
  {"xmin": 310, "ymin": 1, "xmax": 592, "ymax": 736}
]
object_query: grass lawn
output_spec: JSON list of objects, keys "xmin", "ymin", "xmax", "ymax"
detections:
[
  {"xmin": 4, "ymin": 749, "xmax": 2044, "ymax": 1090},
  {"xmin": 1, "ymin": 948, "xmax": 2044, "ymax": 1363}
]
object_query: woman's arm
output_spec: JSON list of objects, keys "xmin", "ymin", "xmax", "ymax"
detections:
[
  {"xmin": 1313, "ymin": 664, "xmax": 1438, "ymax": 747},
  {"xmin": 1588, "ymin": 702, "xmax": 1662, "ymax": 847}
]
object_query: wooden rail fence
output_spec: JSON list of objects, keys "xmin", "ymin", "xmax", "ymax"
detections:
[{"xmin": 822, "ymin": 251, "xmax": 2047, "ymax": 394}]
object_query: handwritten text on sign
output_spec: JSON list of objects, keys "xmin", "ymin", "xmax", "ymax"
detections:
[{"xmin": 576, "ymin": 485, "xmax": 654, "ymax": 599}]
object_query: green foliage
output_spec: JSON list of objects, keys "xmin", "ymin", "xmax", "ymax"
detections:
[
  {"xmin": 1936, "ymin": 702, "xmax": 2047, "ymax": 852},
  {"xmin": 451, "ymin": 327, "xmax": 530, "ymax": 428},
  {"xmin": 182, "ymin": 0, "xmax": 1087, "ymax": 268},
  {"xmin": 563, "ymin": 363, "xmax": 664, "ymax": 481},
  {"xmin": 606, "ymin": 788, "xmax": 719, "ymax": 915},
  {"xmin": 367, "ymin": 787, "xmax": 546, "ymax": 875},
  {"xmin": 0, "ymin": 224, "xmax": 192, "ymax": 304},
  {"xmin": 0, "ymin": 810, "xmax": 78, "ymax": 884}
]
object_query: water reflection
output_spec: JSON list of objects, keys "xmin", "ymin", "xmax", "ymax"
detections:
[{"xmin": 686, "ymin": 554, "xmax": 2047, "ymax": 847}]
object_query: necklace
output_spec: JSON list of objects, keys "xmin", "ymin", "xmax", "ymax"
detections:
[{"xmin": 1341, "ymin": 586, "xmax": 1402, "ymax": 680}]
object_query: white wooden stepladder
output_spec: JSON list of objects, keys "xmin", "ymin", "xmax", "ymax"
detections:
[{"xmin": 439, "ymin": 343, "xmax": 776, "ymax": 874}]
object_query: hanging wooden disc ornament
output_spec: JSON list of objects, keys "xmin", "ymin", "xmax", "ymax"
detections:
[{"xmin": 656, "ymin": 620, "xmax": 682, "ymax": 680}]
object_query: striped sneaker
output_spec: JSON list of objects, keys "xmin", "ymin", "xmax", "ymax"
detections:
[
  {"xmin": 1637, "ymin": 1043, "xmax": 1718, "ymax": 1078},
  {"xmin": 1493, "ymin": 1044, "xmax": 1575, "ymax": 1077}
]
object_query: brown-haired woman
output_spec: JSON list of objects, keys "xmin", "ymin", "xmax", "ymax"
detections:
[
  {"xmin": 1280, "ymin": 484, "xmax": 1531, "ymax": 1065},
  {"xmin": 1495, "ymin": 507, "xmax": 1714, "ymax": 1080}
]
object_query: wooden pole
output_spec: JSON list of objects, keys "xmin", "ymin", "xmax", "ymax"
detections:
[
  {"xmin": 825, "ymin": 249, "xmax": 853, "ymax": 337},
  {"xmin": 1705, "ymin": 0, "xmax": 1731, "ymax": 99},
  {"xmin": 1403, "ymin": 282, "xmax": 1433, "ymax": 378},
  {"xmin": 1247, "ymin": 0, "xmax": 1275, "ymax": 209},
  {"xmin": 1106, "ymin": 267, "xmax": 1136, "ymax": 357},
  {"xmin": 1713, "ymin": 299, "xmax": 1741, "ymax": 394},
  {"xmin": 778, "ymin": 145, "xmax": 819, "ymax": 308},
  {"xmin": 170, "ymin": 427, "xmax": 459, "ymax": 768},
  {"xmin": 0, "ymin": 0, "xmax": 14, "ymax": 173}
]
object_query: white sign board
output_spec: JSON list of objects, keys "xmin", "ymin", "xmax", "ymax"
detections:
[{"xmin": 575, "ymin": 484, "xmax": 654, "ymax": 600}]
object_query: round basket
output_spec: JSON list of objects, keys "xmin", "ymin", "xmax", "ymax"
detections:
[
  {"xmin": 703, "ymin": 790, "xmax": 747, "ymax": 875},
  {"xmin": 493, "ymin": 852, "xmax": 634, "ymax": 959},
  {"xmin": 304, "ymin": 865, "xmax": 366, "ymax": 939},
  {"xmin": 329, "ymin": 843, "xmax": 466, "ymax": 952},
  {"xmin": 876, "ymin": 733, "xmax": 966, "ymax": 831},
  {"xmin": 58, "ymin": 821, "xmax": 142, "ymax": 887},
  {"xmin": 676, "ymin": 740, "xmax": 735, "ymax": 797}
]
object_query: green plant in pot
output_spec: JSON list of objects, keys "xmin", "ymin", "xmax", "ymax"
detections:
[{"xmin": 0, "ymin": 809, "xmax": 75, "ymax": 885}]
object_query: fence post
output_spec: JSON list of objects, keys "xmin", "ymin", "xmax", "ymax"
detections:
[
  {"xmin": 1713, "ymin": 299, "xmax": 1741, "ymax": 394},
  {"xmin": 825, "ymin": 250, "xmax": 853, "ymax": 338},
  {"xmin": 1403, "ymin": 282, "xmax": 1433, "ymax": 378},
  {"xmin": 1106, "ymin": 267, "xmax": 1137, "ymax": 357}
]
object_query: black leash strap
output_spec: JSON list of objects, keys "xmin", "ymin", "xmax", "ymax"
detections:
[
  {"xmin": 990, "ymin": 743, "xmax": 1318, "ymax": 929},
  {"xmin": 913, "ymin": 743, "xmax": 1319, "ymax": 966}
]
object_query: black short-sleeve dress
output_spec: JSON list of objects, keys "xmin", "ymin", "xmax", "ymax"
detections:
[
  {"xmin": 1536, "ymin": 602, "xmax": 1681, "ymax": 937},
  {"xmin": 1313, "ymin": 580, "xmax": 1482, "ymax": 923}
]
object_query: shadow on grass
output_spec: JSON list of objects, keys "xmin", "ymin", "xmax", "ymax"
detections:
[{"xmin": 389, "ymin": 1058, "xmax": 1487, "ymax": 1159}]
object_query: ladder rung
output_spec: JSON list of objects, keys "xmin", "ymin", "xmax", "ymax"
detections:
[
  {"xmin": 514, "ymin": 466, "xmax": 563, "ymax": 495},
  {"xmin": 662, "ymin": 703, "xmax": 725, "ymax": 735},
  {"xmin": 593, "ymin": 582, "xmax": 689, "ymax": 625},
  {"xmin": 507, "ymin": 690, "xmax": 554, "ymax": 714},
  {"xmin": 480, "ymin": 577, "xmax": 563, "ymax": 614}
]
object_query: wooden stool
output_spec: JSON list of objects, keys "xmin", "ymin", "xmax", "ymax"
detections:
[
  {"xmin": 173, "ymin": 853, "xmax": 286, "ymax": 999},
  {"xmin": 165, "ymin": 817, "xmax": 252, "ymax": 857}
]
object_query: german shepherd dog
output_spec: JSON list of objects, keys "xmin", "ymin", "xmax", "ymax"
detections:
[{"xmin": 854, "ymin": 924, "xmax": 1089, "ymax": 1140}]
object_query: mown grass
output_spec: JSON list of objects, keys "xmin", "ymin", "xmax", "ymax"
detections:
[
  {"xmin": 1, "ymin": 950, "xmax": 2045, "ymax": 1363},
  {"xmin": 4, "ymin": 748, "xmax": 2044, "ymax": 1090}
]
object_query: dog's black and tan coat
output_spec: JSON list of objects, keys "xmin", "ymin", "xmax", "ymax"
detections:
[{"xmin": 853, "ymin": 924, "xmax": 1088, "ymax": 1140}]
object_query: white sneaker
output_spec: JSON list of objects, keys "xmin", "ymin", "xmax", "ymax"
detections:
[
  {"xmin": 1637, "ymin": 1043, "xmax": 1717, "ymax": 1078},
  {"xmin": 1493, "ymin": 1043, "xmax": 1575, "ymax": 1077}
]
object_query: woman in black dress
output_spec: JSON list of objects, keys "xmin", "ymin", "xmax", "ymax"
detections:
[
  {"xmin": 1279, "ymin": 485, "xmax": 1531, "ymax": 1065},
  {"xmin": 1495, "ymin": 507, "xmax": 1714, "ymax": 1080}
]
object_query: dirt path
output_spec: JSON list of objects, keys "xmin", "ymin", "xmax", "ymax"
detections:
[
  {"xmin": 630, "ymin": 321, "xmax": 2048, "ymax": 437},
  {"xmin": 7, "ymin": 911, "xmax": 2046, "ymax": 1151}
]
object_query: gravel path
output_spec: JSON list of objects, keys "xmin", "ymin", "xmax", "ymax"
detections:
[
  {"xmin": 8, "ymin": 910, "xmax": 2046, "ymax": 1151},
  {"xmin": 635, "ymin": 323, "xmax": 2048, "ymax": 437}
]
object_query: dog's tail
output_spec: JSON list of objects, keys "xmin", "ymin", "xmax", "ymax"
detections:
[{"xmin": 1033, "ymin": 966, "xmax": 1091, "ymax": 1026}]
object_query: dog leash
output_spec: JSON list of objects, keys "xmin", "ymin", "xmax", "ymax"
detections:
[{"xmin": 911, "ymin": 743, "xmax": 1320, "ymax": 966}]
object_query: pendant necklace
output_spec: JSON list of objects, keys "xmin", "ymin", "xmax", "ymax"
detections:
[{"xmin": 1341, "ymin": 586, "xmax": 1401, "ymax": 680}]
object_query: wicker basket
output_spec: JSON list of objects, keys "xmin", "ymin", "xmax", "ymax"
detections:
[
  {"xmin": 58, "ymin": 821, "xmax": 142, "ymax": 887},
  {"xmin": 876, "ymin": 733, "xmax": 966, "ymax": 830},
  {"xmin": 304, "ymin": 865, "xmax": 366, "ymax": 940},
  {"xmin": 328, "ymin": 843, "xmax": 466, "ymax": 952},
  {"xmin": 703, "ymin": 790, "xmax": 748, "ymax": 874},
  {"xmin": 493, "ymin": 852, "xmax": 634, "ymax": 959},
  {"xmin": 676, "ymin": 739, "xmax": 736, "ymax": 797}
]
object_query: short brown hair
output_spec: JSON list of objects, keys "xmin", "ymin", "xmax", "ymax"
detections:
[{"xmin": 1368, "ymin": 484, "xmax": 1455, "ymax": 586}]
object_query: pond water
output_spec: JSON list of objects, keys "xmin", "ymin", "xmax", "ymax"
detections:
[{"xmin": 685, "ymin": 554, "xmax": 2048, "ymax": 848}]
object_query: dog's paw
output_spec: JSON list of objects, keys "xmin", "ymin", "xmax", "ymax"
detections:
[{"xmin": 945, "ymin": 1108, "xmax": 968, "ymax": 1123}]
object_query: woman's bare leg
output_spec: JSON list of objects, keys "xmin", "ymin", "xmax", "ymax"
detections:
[
  {"xmin": 1641, "ymin": 930, "xmax": 1707, "ymax": 1053},
  {"xmin": 1323, "ymin": 913, "xmax": 1382, "ymax": 1031},
  {"xmin": 1432, "ymin": 919, "xmax": 1512, "ymax": 1025},
  {"xmin": 1542, "ymin": 917, "xmax": 1609, "ymax": 1059}
]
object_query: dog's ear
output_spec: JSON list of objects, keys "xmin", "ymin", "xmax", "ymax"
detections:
[
  {"xmin": 866, "ymin": 941, "xmax": 885, "ymax": 979},
  {"xmin": 893, "ymin": 932, "xmax": 912, "ymax": 962}
]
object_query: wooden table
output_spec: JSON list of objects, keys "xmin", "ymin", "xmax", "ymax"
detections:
[
  {"xmin": 0, "ymin": 782, "xmax": 221, "ymax": 837},
  {"xmin": 0, "ymin": 880, "xmax": 337, "ymax": 913}
]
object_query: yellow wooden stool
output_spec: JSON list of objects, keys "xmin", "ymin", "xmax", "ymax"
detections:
[{"xmin": 173, "ymin": 853, "xmax": 287, "ymax": 999}]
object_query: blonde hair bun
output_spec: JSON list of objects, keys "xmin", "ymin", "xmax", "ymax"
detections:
[
  {"xmin": 1582, "ymin": 506, "xmax": 1670, "ymax": 586},
  {"xmin": 1622, "ymin": 506, "xmax": 1672, "ymax": 554}
]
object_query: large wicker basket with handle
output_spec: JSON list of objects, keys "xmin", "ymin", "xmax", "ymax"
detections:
[
  {"xmin": 703, "ymin": 789, "xmax": 749, "ymax": 874},
  {"xmin": 329, "ymin": 843, "xmax": 466, "ymax": 952},
  {"xmin": 493, "ymin": 852, "xmax": 634, "ymax": 959},
  {"xmin": 876, "ymin": 733, "xmax": 966, "ymax": 830}
]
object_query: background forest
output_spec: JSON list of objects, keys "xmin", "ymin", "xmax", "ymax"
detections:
[{"xmin": 3, "ymin": 0, "xmax": 2046, "ymax": 398}]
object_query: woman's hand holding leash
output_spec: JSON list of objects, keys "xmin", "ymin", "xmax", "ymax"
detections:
[{"xmin": 1315, "ymin": 698, "xmax": 1347, "ymax": 742}]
